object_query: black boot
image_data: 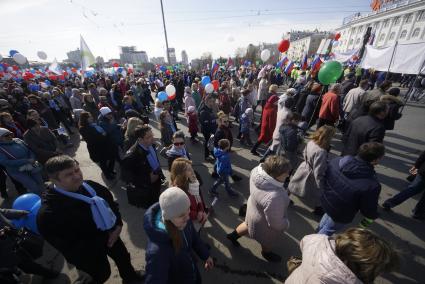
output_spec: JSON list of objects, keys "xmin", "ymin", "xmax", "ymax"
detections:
[
  {"xmin": 226, "ymin": 230, "xmax": 241, "ymax": 247},
  {"xmin": 250, "ymin": 141, "xmax": 260, "ymax": 156},
  {"xmin": 261, "ymin": 251, "xmax": 282, "ymax": 263}
]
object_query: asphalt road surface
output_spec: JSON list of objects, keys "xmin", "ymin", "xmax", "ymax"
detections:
[{"xmin": 3, "ymin": 95, "xmax": 424, "ymax": 284}]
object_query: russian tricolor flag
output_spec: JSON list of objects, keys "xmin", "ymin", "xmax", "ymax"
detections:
[
  {"xmin": 276, "ymin": 56, "xmax": 289, "ymax": 68},
  {"xmin": 211, "ymin": 61, "xmax": 219, "ymax": 78},
  {"xmin": 310, "ymin": 56, "xmax": 323, "ymax": 72},
  {"xmin": 301, "ymin": 54, "xmax": 308, "ymax": 70},
  {"xmin": 284, "ymin": 61, "xmax": 295, "ymax": 75}
]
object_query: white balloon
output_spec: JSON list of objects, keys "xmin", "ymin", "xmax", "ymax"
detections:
[
  {"xmin": 121, "ymin": 70, "xmax": 127, "ymax": 77},
  {"xmin": 205, "ymin": 83, "xmax": 214, "ymax": 94},
  {"xmin": 13, "ymin": 53, "xmax": 27, "ymax": 65},
  {"xmin": 37, "ymin": 51, "xmax": 47, "ymax": 60},
  {"xmin": 260, "ymin": 49, "xmax": 271, "ymax": 61},
  {"xmin": 7, "ymin": 67, "xmax": 13, "ymax": 72},
  {"xmin": 166, "ymin": 84, "xmax": 176, "ymax": 97}
]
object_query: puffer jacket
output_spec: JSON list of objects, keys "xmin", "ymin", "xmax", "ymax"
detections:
[
  {"xmin": 321, "ymin": 156, "xmax": 381, "ymax": 224},
  {"xmin": 143, "ymin": 203, "xmax": 210, "ymax": 284},
  {"xmin": 245, "ymin": 165, "xmax": 289, "ymax": 245},
  {"xmin": 285, "ymin": 234, "xmax": 363, "ymax": 284},
  {"xmin": 213, "ymin": 147, "xmax": 232, "ymax": 176}
]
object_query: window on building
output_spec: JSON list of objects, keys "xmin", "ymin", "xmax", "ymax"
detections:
[
  {"xmin": 349, "ymin": 39, "xmax": 354, "ymax": 45},
  {"xmin": 379, "ymin": 33, "xmax": 386, "ymax": 42},
  {"xmin": 412, "ymin": 28, "xmax": 421, "ymax": 38},
  {"xmin": 355, "ymin": 38, "xmax": 361, "ymax": 45},
  {"xmin": 393, "ymin": 16, "xmax": 400, "ymax": 26},
  {"xmin": 352, "ymin": 27, "xmax": 357, "ymax": 33},
  {"xmin": 404, "ymin": 14, "xmax": 413, "ymax": 24},
  {"xmin": 418, "ymin": 10, "xmax": 425, "ymax": 21},
  {"xmin": 399, "ymin": 30, "xmax": 408, "ymax": 39},
  {"xmin": 358, "ymin": 26, "xmax": 363, "ymax": 32},
  {"xmin": 389, "ymin": 32, "xmax": 396, "ymax": 40},
  {"xmin": 383, "ymin": 19, "xmax": 389, "ymax": 27}
]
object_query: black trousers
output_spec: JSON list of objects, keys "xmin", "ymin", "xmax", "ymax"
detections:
[
  {"xmin": 316, "ymin": 118, "xmax": 335, "ymax": 129},
  {"xmin": 74, "ymin": 238, "xmax": 137, "ymax": 284},
  {"xmin": 202, "ymin": 131, "xmax": 212, "ymax": 158},
  {"xmin": 98, "ymin": 158, "xmax": 115, "ymax": 176},
  {"xmin": 0, "ymin": 167, "xmax": 26, "ymax": 195}
]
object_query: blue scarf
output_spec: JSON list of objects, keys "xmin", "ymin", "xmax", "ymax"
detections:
[
  {"xmin": 139, "ymin": 143, "xmax": 160, "ymax": 171},
  {"xmin": 53, "ymin": 182, "xmax": 117, "ymax": 231},
  {"xmin": 48, "ymin": 99, "xmax": 60, "ymax": 111},
  {"xmin": 91, "ymin": 123, "xmax": 106, "ymax": 135}
]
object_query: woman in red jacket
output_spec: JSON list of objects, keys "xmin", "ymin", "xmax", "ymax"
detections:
[
  {"xmin": 251, "ymin": 95, "xmax": 279, "ymax": 156},
  {"xmin": 170, "ymin": 157, "xmax": 208, "ymax": 232}
]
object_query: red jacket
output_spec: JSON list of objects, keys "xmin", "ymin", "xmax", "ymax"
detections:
[
  {"xmin": 319, "ymin": 91, "xmax": 340, "ymax": 123},
  {"xmin": 188, "ymin": 112, "xmax": 198, "ymax": 134},
  {"xmin": 187, "ymin": 193, "xmax": 206, "ymax": 221},
  {"xmin": 258, "ymin": 95, "xmax": 278, "ymax": 143}
]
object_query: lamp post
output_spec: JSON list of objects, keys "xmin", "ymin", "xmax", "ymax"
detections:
[{"xmin": 160, "ymin": 0, "xmax": 170, "ymax": 64}]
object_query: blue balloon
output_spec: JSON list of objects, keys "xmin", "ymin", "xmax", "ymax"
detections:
[
  {"xmin": 12, "ymin": 193, "xmax": 40, "ymax": 211},
  {"xmin": 201, "ymin": 76, "xmax": 211, "ymax": 86},
  {"xmin": 160, "ymin": 66, "xmax": 167, "ymax": 72},
  {"xmin": 117, "ymin": 67, "xmax": 123, "ymax": 73},
  {"xmin": 45, "ymin": 80, "xmax": 51, "ymax": 86},
  {"xmin": 9, "ymin": 50, "xmax": 19, "ymax": 57},
  {"xmin": 158, "ymin": 91, "xmax": 168, "ymax": 102},
  {"xmin": 12, "ymin": 200, "xmax": 41, "ymax": 235},
  {"xmin": 0, "ymin": 66, "xmax": 3, "ymax": 72}
]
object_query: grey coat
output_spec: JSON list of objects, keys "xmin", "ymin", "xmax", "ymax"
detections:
[
  {"xmin": 288, "ymin": 141, "xmax": 328, "ymax": 207},
  {"xmin": 245, "ymin": 165, "xmax": 290, "ymax": 246}
]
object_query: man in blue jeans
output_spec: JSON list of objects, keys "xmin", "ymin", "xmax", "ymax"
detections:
[
  {"xmin": 317, "ymin": 142, "xmax": 385, "ymax": 235},
  {"xmin": 382, "ymin": 150, "xmax": 425, "ymax": 220}
]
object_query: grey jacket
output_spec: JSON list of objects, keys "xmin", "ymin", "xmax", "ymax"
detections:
[{"xmin": 245, "ymin": 165, "xmax": 290, "ymax": 246}]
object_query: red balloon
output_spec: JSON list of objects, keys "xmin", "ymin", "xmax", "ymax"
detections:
[
  {"xmin": 113, "ymin": 62, "xmax": 119, "ymax": 68},
  {"xmin": 49, "ymin": 75, "xmax": 57, "ymax": 81},
  {"xmin": 165, "ymin": 69, "xmax": 171, "ymax": 75},
  {"xmin": 168, "ymin": 93, "xmax": 176, "ymax": 100},
  {"xmin": 63, "ymin": 71, "xmax": 68, "ymax": 76},
  {"xmin": 212, "ymin": 80, "xmax": 219, "ymax": 91},
  {"xmin": 335, "ymin": 33, "xmax": 341, "ymax": 41},
  {"xmin": 12, "ymin": 65, "xmax": 19, "ymax": 71},
  {"xmin": 278, "ymin": 39, "xmax": 290, "ymax": 53},
  {"xmin": 71, "ymin": 68, "xmax": 77, "ymax": 73}
]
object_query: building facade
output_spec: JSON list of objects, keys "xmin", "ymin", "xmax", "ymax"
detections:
[
  {"xmin": 120, "ymin": 46, "xmax": 149, "ymax": 64},
  {"xmin": 181, "ymin": 50, "xmax": 188, "ymax": 65},
  {"xmin": 66, "ymin": 49, "xmax": 81, "ymax": 65},
  {"xmin": 167, "ymin": 48, "xmax": 177, "ymax": 65},
  {"xmin": 150, "ymin": 57, "xmax": 166, "ymax": 65},
  {"xmin": 335, "ymin": 0, "xmax": 425, "ymax": 52},
  {"xmin": 286, "ymin": 33, "xmax": 332, "ymax": 61}
]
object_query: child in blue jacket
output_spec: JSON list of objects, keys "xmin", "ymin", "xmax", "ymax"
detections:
[{"xmin": 209, "ymin": 139, "xmax": 238, "ymax": 197}]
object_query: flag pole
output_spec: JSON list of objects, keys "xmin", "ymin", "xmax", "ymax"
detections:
[{"xmin": 385, "ymin": 41, "xmax": 398, "ymax": 80}]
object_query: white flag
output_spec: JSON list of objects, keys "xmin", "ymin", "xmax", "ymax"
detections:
[
  {"xmin": 49, "ymin": 58, "xmax": 62, "ymax": 75},
  {"xmin": 80, "ymin": 35, "xmax": 95, "ymax": 70}
]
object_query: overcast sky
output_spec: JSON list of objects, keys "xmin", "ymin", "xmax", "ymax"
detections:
[{"xmin": 0, "ymin": 0, "xmax": 372, "ymax": 62}]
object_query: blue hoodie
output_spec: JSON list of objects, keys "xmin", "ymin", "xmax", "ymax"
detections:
[
  {"xmin": 143, "ymin": 203, "xmax": 210, "ymax": 284},
  {"xmin": 321, "ymin": 156, "xmax": 381, "ymax": 224},
  {"xmin": 213, "ymin": 147, "xmax": 232, "ymax": 176}
]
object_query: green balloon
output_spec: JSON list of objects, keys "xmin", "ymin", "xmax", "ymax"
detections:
[
  {"xmin": 318, "ymin": 61, "xmax": 343, "ymax": 85},
  {"xmin": 276, "ymin": 68, "xmax": 281, "ymax": 74}
]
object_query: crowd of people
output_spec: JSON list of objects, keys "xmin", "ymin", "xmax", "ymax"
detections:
[{"xmin": 0, "ymin": 63, "xmax": 423, "ymax": 284}]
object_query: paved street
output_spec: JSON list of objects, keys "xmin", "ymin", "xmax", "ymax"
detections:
[{"xmin": 3, "ymin": 98, "xmax": 424, "ymax": 284}]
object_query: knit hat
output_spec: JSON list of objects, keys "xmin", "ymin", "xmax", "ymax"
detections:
[
  {"xmin": 188, "ymin": 106, "xmax": 196, "ymax": 113},
  {"xmin": 0, "ymin": 128, "xmax": 12, "ymax": 137},
  {"xmin": 99, "ymin": 107, "xmax": 112, "ymax": 116},
  {"xmin": 159, "ymin": 187, "xmax": 190, "ymax": 220},
  {"xmin": 286, "ymin": 88, "xmax": 297, "ymax": 96}
]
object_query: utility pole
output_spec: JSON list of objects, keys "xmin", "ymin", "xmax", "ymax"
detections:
[{"xmin": 160, "ymin": 0, "xmax": 170, "ymax": 64}]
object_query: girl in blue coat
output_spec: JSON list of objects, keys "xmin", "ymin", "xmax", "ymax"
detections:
[{"xmin": 144, "ymin": 187, "xmax": 213, "ymax": 284}]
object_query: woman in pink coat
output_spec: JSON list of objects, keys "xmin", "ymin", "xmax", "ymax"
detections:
[{"xmin": 285, "ymin": 228, "xmax": 399, "ymax": 284}]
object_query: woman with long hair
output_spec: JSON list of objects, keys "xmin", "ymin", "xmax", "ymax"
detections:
[
  {"xmin": 288, "ymin": 125, "xmax": 336, "ymax": 216},
  {"xmin": 123, "ymin": 117, "xmax": 143, "ymax": 151},
  {"xmin": 144, "ymin": 187, "xmax": 213, "ymax": 283},
  {"xmin": 170, "ymin": 158, "xmax": 208, "ymax": 231}
]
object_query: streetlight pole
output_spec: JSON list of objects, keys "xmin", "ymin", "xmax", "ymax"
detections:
[{"xmin": 160, "ymin": 0, "xmax": 170, "ymax": 64}]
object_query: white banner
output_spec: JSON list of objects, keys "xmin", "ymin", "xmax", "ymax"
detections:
[
  {"xmin": 360, "ymin": 45, "xmax": 395, "ymax": 71},
  {"xmin": 332, "ymin": 49, "xmax": 359, "ymax": 63},
  {"xmin": 390, "ymin": 42, "xmax": 425, "ymax": 75},
  {"xmin": 360, "ymin": 42, "xmax": 425, "ymax": 74}
]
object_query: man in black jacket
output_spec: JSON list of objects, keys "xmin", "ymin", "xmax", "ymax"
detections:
[
  {"xmin": 121, "ymin": 125, "xmax": 164, "ymax": 207},
  {"xmin": 37, "ymin": 155, "xmax": 143, "ymax": 283},
  {"xmin": 199, "ymin": 95, "xmax": 217, "ymax": 160},
  {"xmin": 342, "ymin": 101, "xmax": 388, "ymax": 156},
  {"xmin": 383, "ymin": 150, "xmax": 425, "ymax": 220}
]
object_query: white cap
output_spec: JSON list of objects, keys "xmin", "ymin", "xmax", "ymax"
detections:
[{"xmin": 99, "ymin": 107, "xmax": 112, "ymax": 116}]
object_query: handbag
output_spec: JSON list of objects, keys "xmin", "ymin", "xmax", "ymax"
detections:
[
  {"xmin": 124, "ymin": 184, "xmax": 153, "ymax": 209},
  {"xmin": 288, "ymin": 149, "xmax": 314, "ymax": 198}
]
